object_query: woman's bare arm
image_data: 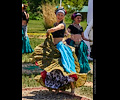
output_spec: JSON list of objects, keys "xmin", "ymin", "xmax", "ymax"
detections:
[
  {"xmin": 47, "ymin": 24, "xmax": 64, "ymax": 33},
  {"xmin": 81, "ymin": 32, "xmax": 92, "ymax": 42}
]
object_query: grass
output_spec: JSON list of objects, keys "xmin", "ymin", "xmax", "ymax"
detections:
[
  {"xmin": 86, "ymin": 73, "xmax": 93, "ymax": 82},
  {"xmin": 22, "ymin": 36, "xmax": 44, "ymax": 63},
  {"xmin": 22, "ymin": 73, "xmax": 93, "ymax": 99},
  {"xmin": 22, "ymin": 74, "xmax": 41, "ymax": 88},
  {"xmin": 75, "ymin": 86, "xmax": 93, "ymax": 99},
  {"xmin": 27, "ymin": 20, "xmax": 87, "ymax": 33},
  {"xmin": 27, "ymin": 19, "xmax": 46, "ymax": 33}
]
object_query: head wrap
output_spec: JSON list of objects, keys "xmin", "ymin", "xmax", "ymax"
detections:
[
  {"xmin": 56, "ymin": 10, "xmax": 65, "ymax": 15},
  {"xmin": 71, "ymin": 12, "xmax": 82, "ymax": 20},
  {"xmin": 55, "ymin": 7, "xmax": 67, "ymax": 15}
]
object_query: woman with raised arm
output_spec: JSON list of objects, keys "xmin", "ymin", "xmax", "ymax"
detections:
[{"xmin": 30, "ymin": 7, "xmax": 87, "ymax": 95}]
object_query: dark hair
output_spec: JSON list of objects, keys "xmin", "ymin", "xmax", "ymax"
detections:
[{"xmin": 71, "ymin": 12, "xmax": 82, "ymax": 20}]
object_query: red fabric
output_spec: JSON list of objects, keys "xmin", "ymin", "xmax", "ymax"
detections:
[
  {"xmin": 40, "ymin": 70, "xmax": 47, "ymax": 83},
  {"xmin": 35, "ymin": 61, "xmax": 39, "ymax": 66},
  {"xmin": 69, "ymin": 74, "xmax": 78, "ymax": 81}
]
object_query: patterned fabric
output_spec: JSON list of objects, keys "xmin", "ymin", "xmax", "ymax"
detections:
[
  {"xmin": 30, "ymin": 35, "xmax": 87, "ymax": 90},
  {"xmin": 45, "ymin": 70, "xmax": 75, "ymax": 89}
]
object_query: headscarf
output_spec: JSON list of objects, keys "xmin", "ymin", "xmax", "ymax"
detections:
[
  {"xmin": 71, "ymin": 12, "xmax": 82, "ymax": 20},
  {"xmin": 55, "ymin": 7, "xmax": 67, "ymax": 15}
]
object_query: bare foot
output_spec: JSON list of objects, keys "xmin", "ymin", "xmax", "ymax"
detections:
[
  {"xmin": 71, "ymin": 88, "xmax": 75, "ymax": 96},
  {"xmin": 49, "ymin": 88, "xmax": 52, "ymax": 92}
]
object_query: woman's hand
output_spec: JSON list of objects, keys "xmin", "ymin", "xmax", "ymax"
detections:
[
  {"xmin": 89, "ymin": 39, "xmax": 93, "ymax": 42},
  {"xmin": 24, "ymin": 12, "xmax": 29, "ymax": 19},
  {"xmin": 46, "ymin": 29, "xmax": 50, "ymax": 37}
]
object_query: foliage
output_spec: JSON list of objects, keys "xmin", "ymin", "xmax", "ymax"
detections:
[
  {"xmin": 22, "ymin": 0, "xmax": 88, "ymax": 20},
  {"xmin": 62, "ymin": 0, "xmax": 88, "ymax": 13}
]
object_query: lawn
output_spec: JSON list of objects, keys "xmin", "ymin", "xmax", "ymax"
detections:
[
  {"xmin": 27, "ymin": 20, "xmax": 46, "ymax": 33},
  {"xmin": 22, "ymin": 36, "xmax": 44, "ymax": 63},
  {"xmin": 27, "ymin": 20, "xmax": 87, "ymax": 33}
]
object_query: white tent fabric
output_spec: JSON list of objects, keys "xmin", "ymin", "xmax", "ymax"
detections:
[{"xmin": 83, "ymin": 0, "xmax": 93, "ymax": 58}]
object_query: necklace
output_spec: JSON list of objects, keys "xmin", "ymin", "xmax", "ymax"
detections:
[{"xmin": 73, "ymin": 22, "xmax": 81, "ymax": 29}]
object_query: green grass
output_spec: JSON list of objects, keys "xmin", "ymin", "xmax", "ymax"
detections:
[
  {"xmin": 22, "ymin": 37, "xmax": 44, "ymax": 63},
  {"xmin": 22, "ymin": 74, "xmax": 41, "ymax": 88},
  {"xmin": 22, "ymin": 73, "xmax": 93, "ymax": 99},
  {"xmin": 27, "ymin": 20, "xmax": 87, "ymax": 33},
  {"xmin": 27, "ymin": 20, "xmax": 46, "ymax": 33},
  {"xmin": 76, "ymin": 86, "xmax": 93, "ymax": 99}
]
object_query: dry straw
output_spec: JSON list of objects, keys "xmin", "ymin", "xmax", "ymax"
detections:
[{"xmin": 42, "ymin": 3, "xmax": 57, "ymax": 30}]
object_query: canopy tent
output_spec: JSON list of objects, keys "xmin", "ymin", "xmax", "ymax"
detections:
[{"xmin": 79, "ymin": 6, "xmax": 88, "ymax": 12}]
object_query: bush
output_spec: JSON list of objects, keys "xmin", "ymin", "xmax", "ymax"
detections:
[{"xmin": 29, "ymin": 12, "xmax": 43, "ymax": 20}]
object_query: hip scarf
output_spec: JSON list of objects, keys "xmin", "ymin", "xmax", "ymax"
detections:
[
  {"xmin": 69, "ymin": 40, "xmax": 91, "ymax": 73},
  {"xmin": 22, "ymin": 25, "xmax": 28, "ymax": 38}
]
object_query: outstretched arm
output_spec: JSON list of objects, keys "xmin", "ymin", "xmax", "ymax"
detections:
[
  {"xmin": 82, "ymin": 32, "xmax": 92, "ymax": 42},
  {"xmin": 47, "ymin": 23, "xmax": 64, "ymax": 33}
]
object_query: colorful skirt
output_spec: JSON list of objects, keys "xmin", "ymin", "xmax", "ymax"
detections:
[
  {"xmin": 30, "ymin": 35, "xmax": 87, "ymax": 90},
  {"xmin": 69, "ymin": 40, "xmax": 91, "ymax": 73},
  {"xmin": 22, "ymin": 27, "xmax": 33, "ymax": 54}
]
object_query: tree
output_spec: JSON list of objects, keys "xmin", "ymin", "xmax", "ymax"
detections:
[{"xmin": 62, "ymin": 0, "xmax": 88, "ymax": 13}]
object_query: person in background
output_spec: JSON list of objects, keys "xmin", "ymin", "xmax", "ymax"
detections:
[
  {"xmin": 67, "ymin": 12, "xmax": 91, "ymax": 73},
  {"xmin": 22, "ymin": 4, "xmax": 33, "ymax": 54}
]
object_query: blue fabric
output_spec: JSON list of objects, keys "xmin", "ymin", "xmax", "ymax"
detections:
[
  {"xmin": 22, "ymin": 28, "xmax": 33, "ymax": 54},
  {"xmin": 69, "ymin": 40, "xmax": 91, "ymax": 73},
  {"xmin": 56, "ymin": 41, "xmax": 76, "ymax": 73}
]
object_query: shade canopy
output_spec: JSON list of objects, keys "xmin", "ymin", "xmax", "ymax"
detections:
[{"xmin": 80, "ymin": 6, "xmax": 88, "ymax": 12}]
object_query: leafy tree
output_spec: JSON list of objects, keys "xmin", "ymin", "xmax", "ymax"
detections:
[
  {"xmin": 62, "ymin": 0, "xmax": 88, "ymax": 13},
  {"xmin": 22, "ymin": 0, "xmax": 28, "ymax": 4},
  {"xmin": 22, "ymin": 0, "xmax": 88, "ymax": 20}
]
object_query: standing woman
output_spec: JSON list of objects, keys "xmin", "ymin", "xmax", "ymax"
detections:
[
  {"xmin": 30, "ymin": 7, "xmax": 87, "ymax": 95},
  {"xmin": 67, "ymin": 12, "xmax": 91, "ymax": 73},
  {"xmin": 22, "ymin": 4, "xmax": 33, "ymax": 54}
]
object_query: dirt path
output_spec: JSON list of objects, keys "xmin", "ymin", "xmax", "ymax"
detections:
[
  {"xmin": 22, "ymin": 87, "xmax": 92, "ymax": 100},
  {"xmin": 84, "ymin": 82, "xmax": 93, "ymax": 88}
]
